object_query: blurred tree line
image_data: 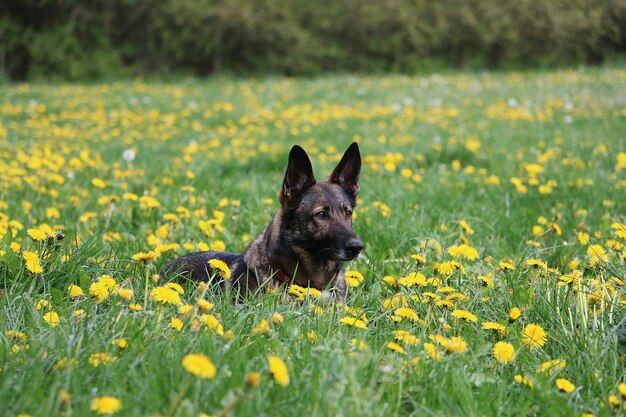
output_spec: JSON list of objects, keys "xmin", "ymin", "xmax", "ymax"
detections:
[{"xmin": 1, "ymin": 0, "xmax": 625, "ymax": 80}]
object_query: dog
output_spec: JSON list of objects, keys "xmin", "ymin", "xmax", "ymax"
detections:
[{"xmin": 162, "ymin": 142, "xmax": 363, "ymax": 302}]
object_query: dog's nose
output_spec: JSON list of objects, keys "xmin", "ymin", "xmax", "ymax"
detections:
[{"xmin": 345, "ymin": 238, "xmax": 364, "ymax": 258}]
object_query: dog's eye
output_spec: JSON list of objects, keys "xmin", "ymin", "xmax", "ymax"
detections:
[
  {"xmin": 345, "ymin": 208, "xmax": 353, "ymax": 217},
  {"xmin": 315, "ymin": 210, "xmax": 328, "ymax": 219}
]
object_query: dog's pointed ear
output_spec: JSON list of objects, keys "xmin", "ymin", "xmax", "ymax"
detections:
[
  {"xmin": 279, "ymin": 145, "xmax": 316, "ymax": 207},
  {"xmin": 329, "ymin": 142, "xmax": 361, "ymax": 199}
]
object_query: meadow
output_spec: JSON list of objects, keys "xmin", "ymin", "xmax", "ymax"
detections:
[{"xmin": 1, "ymin": 66, "xmax": 625, "ymax": 417}]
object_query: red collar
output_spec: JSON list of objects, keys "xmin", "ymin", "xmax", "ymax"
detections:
[{"xmin": 268, "ymin": 258, "xmax": 293, "ymax": 285}]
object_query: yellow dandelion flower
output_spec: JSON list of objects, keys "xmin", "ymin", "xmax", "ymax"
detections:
[
  {"xmin": 476, "ymin": 273, "xmax": 494, "ymax": 287},
  {"xmin": 514, "ymin": 374, "xmax": 534, "ymax": 387},
  {"xmin": 387, "ymin": 341, "xmax": 405, "ymax": 354},
  {"xmin": 89, "ymin": 282, "xmax": 111, "ymax": 303},
  {"xmin": 252, "ymin": 319, "xmax": 271, "ymax": 335},
  {"xmin": 521, "ymin": 323, "xmax": 547, "ymax": 350},
  {"xmin": 524, "ymin": 258, "xmax": 547, "ymax": 271},
  {"xmin": 23, "ymin": 250, "xmax": 43, "ymax": 273},
  {"xmin": 208, "ymin": 259, "xmax": 231, "ymax": 280},
  {"xmin": 91, "ymin": 178, "xmax": 107, "ymax": 189},
  {"xmin": 5, "ymin": 330, "xmax": 28, "ymax": 343},
  {"xmin": 556, "ymin": 378, "xmax": 576, "ymax": 394},
  {"xmin": 288, "ymin": 284, "xmax": 322, "ymax": 300},
  {"xmin": 271, "ymin": 313, "xmax": 284, "ymax": 324},
  {"xmin": 88, "ymin": 352, "xmax": 118, "ymax": 367},
  {"xmin": 498, "ymin": 261, "xmax": 516, "ymax": 271},
  {"xmin": 345, "ymin": 270, "xmax": 364, "ymax": 287},
  {"xmin": 410, "ymin": 253, "xmax": 426, "ymax": 263},
  {"xmin": 394, "ymin": 330, "xmax": 420, "ymax": 346},
  {"xmin": 558, "ymin": 270, "xmax": 583, "ymax": 288},
  {"xmin": 132, "ymin": 251, "xmax": 160, "ymax": 262},
  {"xmin": 340, "ymin": 316, "xmax": 368, "ymax": 329},
  {"xmin": 129, "ymin": 303, "xmax": 142, "ymax": 312},
  {"xmin": 608, "ymin": 395, "xmax": 622, "ymax": 409},
  {"xmin": 179, "ymin": 304, "xmax": 193, "ymax": 317},
  {"xmin": 68, "ymin": 284, "xmax": 83, "ymax": 298},
  {"xmin": 117, "ymin": 288, "xmax": 133, "ymax": 301},
  {"xmin": 310, "ymin": 305, "xmax": 324, "ymax": 315},
  {"xmin": 492, "ymin": 341, "xmax": 516, "ymax": 364},
  {"xmin": 42, "ymin": 311, "xmax": 60, "ymax": 327},
  {"xmin": 197, "ymin": 299, "xmax": 214, "ymax": 312},
  {"xmin": 435, "ymin": 261, "xmax": 463, "ymax": 276},
  {"xmin": 165, "ymin": 282, "xmax": 184, "ymax": 294},
  {"xmin": 198, "ymin": 314, "xmax": 224, "ymax": 336},
  {"xmin": 537, "ymin": 359, "xmax": 566, "ymax": 374},
  {"xmin": 587, "ymin": 244, "xmax": 609, "ymax": 267},
  {"xmin": 509, "ymin": 307, "xmax": 523, "ymax": 322},
  {"xmin": 182, "ymin": 353, "xmax": 216, "ymax": 379},
  {"xmin": 451, "ymin": 309, "xmax": 478, "ymax": 323},
  {"xmin": 138, "ymin": 195, "xmax": 160, "ymax": 209},
  {"xmin": 211, "ymin": 240, "xmax": 226, "ymax": 252},
  {"xmin": 435, "ymin": 336, "xmax": 468, "ymax": 353},
  {"xmin": 394, "ymin": 307, "xmax": 419, "ymax": 322},
  {"xmin": 548, "ymin": 222, "xmax": 561, "ymax": 235},
  {"xmin": 459, "ymin": 220, "xmax": 474, "ymax": 235},
  {"xmin": 578, "ymin": 232, "xmax": 590, "ymax": 245},
  {"xmin": 268, "ymin": 355, "xmax": 289, "ymax": 386},
  {"xmin": 53, "ymin": 357, "xmax": 78, "ymax": 370},
  {"xmin": 98, "ymin": 275, "xmax": 119, "ymax": 292},
  {"xmin": 171, "ymin": 318, "xmax": 184, "ymax": 331},
  {"xmin": 397, "ymin": 272, "xmax": 427, "ymax": 287},
  {"xmin": 150, "ymin": 286, "xmax": 183, "ymax": 306},
  {"xmin": 91, "ymin": 396, "xmax": 121, "ymax": 415},
  {"xmin": 350, "ymin": 338, "xmax": 369, "ymax": 351},
  {"xmin": 482, "ymin": 322, "xmax": 508, "ymax": 336},
  {"xmin": 35, "ymin": 299, "xmax": 51, "ymax": 310},
  {"xmin": 617, "ymin": 383, "xmax": 626, "ymax": 398},
  {"xmin": 27, "ymin": 228, "xmax": 47, "ymax": 241},
  {"xmin": 447, "ymin": 244, "xmax": 479, "ymax": 260},
  {"xmin": 382, "ymin": 295, "xmax": 408, "ymax": 309},
  {"xmin": 423, "ymin": 342, "xmax": 442, "ymax": 360},
  {"xmin": 382, "ymin": 275, "xmax": 397, "ymax": 286},
  {"xmin": 111, "ymin": 339, "xmax": 128, "ymax": 349}
]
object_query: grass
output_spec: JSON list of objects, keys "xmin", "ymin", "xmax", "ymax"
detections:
[{"xmin": 1, "ymin": 66, "xmax": 626, "ymax": 417}]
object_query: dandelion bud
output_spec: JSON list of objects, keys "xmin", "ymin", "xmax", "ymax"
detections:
[{"xmin": 246, "ymin": 372, "xmax": 262, "ymax": 387}]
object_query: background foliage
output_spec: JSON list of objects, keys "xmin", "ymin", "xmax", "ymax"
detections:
[{"xmin": 2, "ymin": 0, "xmax": 626, "ymax": 80}]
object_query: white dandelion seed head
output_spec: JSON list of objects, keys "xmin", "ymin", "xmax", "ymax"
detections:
[{"xmin": 122, "ymin": 149, "xmax": 136, "ymax": 162}]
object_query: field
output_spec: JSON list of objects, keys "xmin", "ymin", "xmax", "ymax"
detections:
[{"xmin": 1, "ymin": 67, "xmax": 626, "ymax": 417}]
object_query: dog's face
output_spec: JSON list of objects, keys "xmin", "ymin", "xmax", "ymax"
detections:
[{"xmin": 279, "ymin": 143, "xmax": 363, "ymax": 262}]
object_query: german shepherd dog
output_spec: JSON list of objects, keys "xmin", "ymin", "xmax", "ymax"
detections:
[{"xmin": 162, "ymin": 142, "xmax": 363, "ymax": 302}]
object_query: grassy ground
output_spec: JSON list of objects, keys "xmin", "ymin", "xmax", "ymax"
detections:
[{"xmin": 1, "ymin": 67, "xmax": 625, "ymax": 417}]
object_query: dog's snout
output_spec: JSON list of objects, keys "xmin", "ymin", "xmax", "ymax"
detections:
[{"xmin": 345, "ymin": 238, "xmax": 364, "ymax": 257}]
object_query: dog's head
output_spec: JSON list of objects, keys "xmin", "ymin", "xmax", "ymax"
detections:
[{"xmin": 279, "ymin": 142, "xmax": 363, "ymax": 262}]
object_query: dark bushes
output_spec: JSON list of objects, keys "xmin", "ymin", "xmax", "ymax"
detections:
[{"xmin": 1, "ymin": 0, "xmax": 625, "ymax": 80}]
